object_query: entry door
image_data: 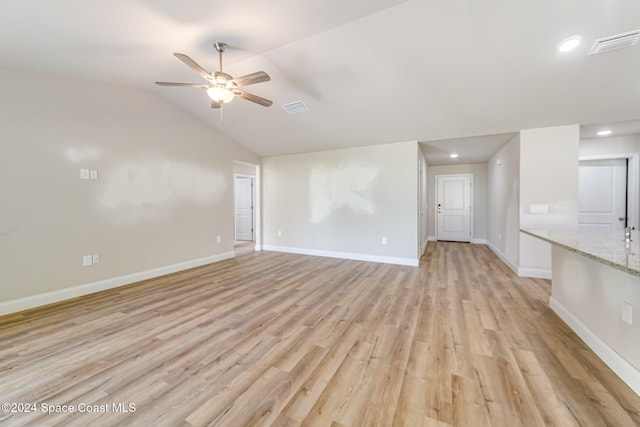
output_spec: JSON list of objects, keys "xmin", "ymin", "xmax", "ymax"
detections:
[
  {"xmin": 579, "ymin": 159, "xmax": 627, "ymax": 232},
  {"xmin": 436, "ymin": 174, "xmax": 472, "ymax": 242},
  {"xmin": 235, "ymin": 177, "xmax": 254, "ymax": 241}
]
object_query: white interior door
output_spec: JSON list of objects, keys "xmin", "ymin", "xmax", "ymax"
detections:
[
  {"xmin": 579, "ymin": 159, "xmax": 627, "ymax": 231},
  {"xmin": 436, "ymin": 174, "xmax": 472, "ymax": 242},
  {"xmin": 235, "ymin": 177, "xmax": 254, "ymax": 241}
]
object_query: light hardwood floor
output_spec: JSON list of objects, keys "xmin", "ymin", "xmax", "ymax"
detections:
[{"xmin": 0, "ymin": 242, "xmax": 639, "ymax": 426}]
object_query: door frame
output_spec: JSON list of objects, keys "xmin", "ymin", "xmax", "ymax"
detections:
[
  {"xmin": 580, "ymin": 153, "xmax": 639, "ymax": 229},
  {"xmin": 435, "ymin": 173, "xmax": 474, "ymax": 242},
  {"xmin": 418, "ymin": 156, "xmax": 428, "ymax": 256},
  {"xmin": 234, "ymin": 174, "xmax": 256, "ymax": 241},
  {"xmin": 233, "ymin": 160, "xmax": 261, "ymax": 250}
]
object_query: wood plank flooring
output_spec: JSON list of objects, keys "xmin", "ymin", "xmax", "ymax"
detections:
[{"xmin": 0, "ymin": 242, "xmax": 639, "ymax": 426}]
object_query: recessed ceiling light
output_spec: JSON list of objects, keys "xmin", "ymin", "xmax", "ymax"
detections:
[
  {"xmin": 597, "ymin": 129, "xmax": 612, "ymax": 136},
  {"xmin": 558, "ymin": 36, "xmax": 582, "ymax": 52},
  {"xmin": 450, "ymin": 153, "xmax": 459, "ymax": 159}
]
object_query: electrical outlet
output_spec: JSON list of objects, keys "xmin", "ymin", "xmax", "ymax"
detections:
[
  {"xmin": 92, "ymin": 254, "xmax": 100, "ymax": 264},
  {"xmin": 622, "ymin": 302, "xmax": 633, "ymax": 325},
  {"xmin": 82, "ymin": 255, "xmax": 92, "ymax": 266},
  {"xmin": 382, "ymin": 236, "xmax": 388, "ymax": 245},
  {"xmin": 216, "ymin": 235, "xmax": 222, "ymax": 243},
  {"xmin": 90, "ymin": 169, "xmax": 98, "ymax": 180}
]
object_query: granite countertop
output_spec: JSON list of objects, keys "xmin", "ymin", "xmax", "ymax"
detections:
[{"xmin": 521, "ymin": 228, "xmax": 640, "ymax": 278}]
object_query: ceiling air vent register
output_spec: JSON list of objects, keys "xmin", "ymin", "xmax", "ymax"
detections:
[
  {"xmin": 282, "ymin": 101, "xmax": 309, "ymax": 114},
  {"xmin": 588, "ymin": 29, "xmax": 640, "ymax": 55}
]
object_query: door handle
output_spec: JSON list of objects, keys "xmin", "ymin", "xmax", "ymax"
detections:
[{"xmin": 619, "ymin": 217, "xmax": 627, "ymax": 221}]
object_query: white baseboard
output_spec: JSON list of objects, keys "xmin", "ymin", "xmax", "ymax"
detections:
[
  {"xmin": 420, "ymin": 239, "xmax": 428, "ymax": 256},
  {"xmin": 486, "ymin": 241, "xmax": 551, "ymax": 279},
  {"xmin": 517, "ymin": 267, "xmax": 552, "ymax": 279},
  {"xmin": 486, "ymin": 241, "xmax": 519, "ymax": 275},
  {"xmin": 262, "ymin": 245, "xmax": 419, "ymax": 267},
  {"xmin": 550, "ymin": 297, "xmax": 640, "ymax": 396},
  {"xmin": 0, "ymin": 251, "xmax": 235, "ymax": 317},
  {"xmin": 427, "ymin": 236, "xmax": 486, "ymax": 245}
]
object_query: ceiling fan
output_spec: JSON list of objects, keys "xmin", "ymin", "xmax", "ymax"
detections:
[{"xmin": 155, "ymin": 42, "xmax": 272, "ymax": 109}]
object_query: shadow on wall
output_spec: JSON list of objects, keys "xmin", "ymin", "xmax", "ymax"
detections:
[{"xmin": 309, "ymin": 163, "xmax": 379, "ymax": 223}]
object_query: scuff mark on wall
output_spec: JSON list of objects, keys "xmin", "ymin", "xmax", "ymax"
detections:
[
  {"xmin": 309, "ymin": 163, "xmax": 379, "ymax": 223},
  {"xmin": 64, "ymin": 146, "xmax": 102, "ymax": 163},
  {"xmin": 100, "ymin": 160, "xmax": 226, "ymax": 222}
]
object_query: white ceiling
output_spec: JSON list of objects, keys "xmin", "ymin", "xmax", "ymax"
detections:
[
  {"xmin": 420, "ymin": 133, "xmax": 516, "ymax": 166},
  {"xmin": 581, "ymin": 118, "xmax": 640, "ymax": 140},
  {"xmin": 1, "ymin": 1, "xmax": 640, "ymax": 159}
]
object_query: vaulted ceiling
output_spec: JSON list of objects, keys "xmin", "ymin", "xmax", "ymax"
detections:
[{"xmin": 1, "ymin": 1, "xmax": 639, "ymax": 160}]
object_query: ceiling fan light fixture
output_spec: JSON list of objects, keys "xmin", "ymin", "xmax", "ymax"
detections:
[{"xmin": 207, "ymin": 86, "xmax": 235, "ymax": 103}]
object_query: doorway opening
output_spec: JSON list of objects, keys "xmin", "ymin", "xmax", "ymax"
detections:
[
  {"xmin": 233, "ymin": 161, "xmax": 260, "ymax": 255},
  {"xmin": 579, "ymin": 153, "xmax": 639, "ymax": 231},
  {"xmin": 435, "ymin": 173, "xmax": 473, "ymax": 242}
]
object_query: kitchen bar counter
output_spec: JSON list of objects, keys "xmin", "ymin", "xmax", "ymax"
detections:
[
  {"xmin": 521, "ymin": 227, "xmax": 640, "ymax": 395},
  {"xmin": 521, "ymin": 228, "xmax": 640, "ymax": 278}
]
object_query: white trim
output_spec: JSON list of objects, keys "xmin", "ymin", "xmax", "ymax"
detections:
[
  {"xmin": 0, "ymin": 252, "xmax": 235, "ymax": 317},
  {"xmin": 428, "ymin": 236, "xmax": 485, "ymax": 244},
  {"xmin": 486, "ymin": 241, "xmax": 519, "ymax": 274},
  {"xmin": 517, "ymin": 267, "xmax": 551, "ymax": 279},
  {"xmin": 233, "ymin": 160, "xmax": 261, "ymax": 251},
  {"xmin": 234, "ymin": 174, "xmax": 256, "ymax": 242},
  {"xmin": 420, "ymin": 239, "xmax": 428, "ymax": 255},
  {"xmin": 262, "ymin": 245, "xmax": 419, "ymax": 267},
  {"xmin": 579, "ymin": 152, "xmax": 640, "ymax": 229},
  {"xmin": 435, "ymin": 173, "xmax": 474, "ymax": 242},
  {"xmin": 488, "ymin": 239, "xmax": 552, "ymax": 279},
  {"xmin": 550, "ymin": 297, "xmax": 640, "ymax": 396}
]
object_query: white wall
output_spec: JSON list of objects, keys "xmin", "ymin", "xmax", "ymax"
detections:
[
  {"xmin": 551, "ymin": 246, "xmax": 640, "ymax": 393},
  {"xmin": 580, "ymin": 134, "xmax": 640, "ymax": 229},
  {"xmin": 519, "ymin": 125, "xmax": 579, "ymax": 277},
  {"xmin": 234, "ymin": 161, "xmax": 258, "ymax": 177},
  {"xmin": 0, "ymin": 68, "xmax": 260, "ymax": 312},
  {"xmin": 262, "ymin": 141, "xmax": 419, "ymax": 265},
  {"xmin": 426, "ymin": 163, "xmax": 487, "ymax": 242},
  {"xmin": 580, "ymin": 134, "xmax": 640, "ymax": 157},
  {"xmin": 418, "ymin": 149, "xmax": 428, "ymax": 255},
  {"xmin": 487, "ymin": 134, "xmax": 520, "ymax": 271}
]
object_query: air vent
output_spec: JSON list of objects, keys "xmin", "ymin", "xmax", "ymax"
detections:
[
  {"xmin": 282, "ymin": 101, "xmax": 309, "ymax": 114},
  {"xmin": 588, "ymin": 30, "xmax": 640, "ymax": 55}
]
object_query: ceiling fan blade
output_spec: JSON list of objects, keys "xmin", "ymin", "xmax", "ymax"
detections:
[
  {"xmin": 173, "ymin": 53, "xmax": 212, "ymax": 82},
  {"xmin": 155, "ymin": 82, "xmax": 210, "ymax": 88},
  {"xmin": 230, "ymin": 71, "xmax": 270, "ymax": 87},
  {"xmin": 211, "ymin": 101, "xmax": 221, "ymax": 109},
  {"xmin": 233, "ymin": 90, "xmax": 273, "ymax": 107}
]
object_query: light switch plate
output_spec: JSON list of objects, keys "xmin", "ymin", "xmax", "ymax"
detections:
[
  {"xmin": 80, "ymin": 169, "xmax": 90, "ymax": 180},
  {"xmin": 82, "ymin": 255, "xmax": 92, "ymax": 266},
  {"xmin": 90, "ymin": 169, "xmax": 98, "ymax": 180},
  {"xmin": 622, "ymin": 301, "xmax": 633, "ymax": 325}
]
